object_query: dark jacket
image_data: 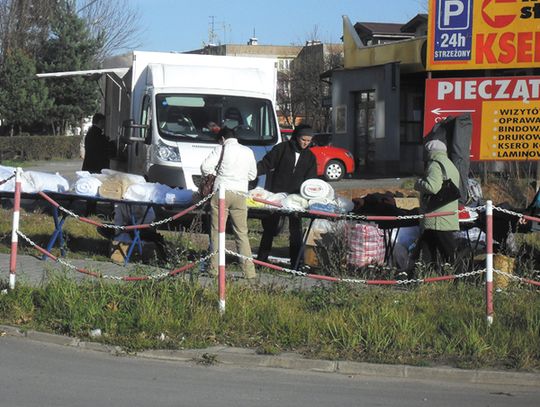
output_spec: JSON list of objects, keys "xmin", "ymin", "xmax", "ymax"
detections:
[
  {"xmin": 82, "ymin": 125, "xmax": 114, "ymax": 173},
  {"xmin": 257, "ymin": 140, "xmax": 317, "ymax": 194}
]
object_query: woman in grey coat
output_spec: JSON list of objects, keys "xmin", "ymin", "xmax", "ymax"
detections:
[{"xmin": 414, "ymin": 139, "xmax": 460, "ymax": 265}]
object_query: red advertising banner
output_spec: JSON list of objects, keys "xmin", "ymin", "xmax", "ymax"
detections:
[{"xmin": 424, "ymin": 76, "xmax": 540, "ymax": 161}]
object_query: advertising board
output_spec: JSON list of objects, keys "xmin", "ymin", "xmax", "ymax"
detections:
[
  {"xmin": 424, "ymin": 76, "xmax": 540, "ymax": 161},
  {"xmin": 428, "ymin": 0, "xmax": 540, "ymax": 70}
]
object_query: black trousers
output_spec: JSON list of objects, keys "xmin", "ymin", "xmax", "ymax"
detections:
[
  {"xmin": 419, "ymin": 229, "xmax": 457, "ymax": 265},
  {"xmin": 257, "ymin": 213, "xmax": 303, "ymax": 269}
]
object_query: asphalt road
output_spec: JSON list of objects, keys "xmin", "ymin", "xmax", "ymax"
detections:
[{"xmin": 1, "ymin": 336, "xmax": 538, "ymax": 407}]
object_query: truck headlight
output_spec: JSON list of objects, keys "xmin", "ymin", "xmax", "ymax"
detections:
[{"xmin": 156, "ymin": 140, "xmax": 180, "ymax": 162}]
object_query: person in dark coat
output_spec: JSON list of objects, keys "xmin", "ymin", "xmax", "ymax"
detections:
[
  {"xmin": 256, "ymin": 124, "xmax": 317, "ymax": 269},
  {"xmin": 82, "ymin": 113, "xmax": 114, "ymax": 173}
]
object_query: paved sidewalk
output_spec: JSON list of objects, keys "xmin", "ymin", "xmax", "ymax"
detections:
[{"xmin": 1, "ymin": 324, "xmax": 538, "ymax": 387}]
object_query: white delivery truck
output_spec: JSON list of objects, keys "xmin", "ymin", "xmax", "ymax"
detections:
[{"xmin": 39, "ymin": 51, "xmax": 281, "ymax": 190}]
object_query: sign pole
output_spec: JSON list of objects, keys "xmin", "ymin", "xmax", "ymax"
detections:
[
  {"xmin": 9, "ymin": 168, "xmax": 22, "ymax": 290},
  {"xmin": 218, "ymin": 187, "xmax": 226, "ymax": 314},
  {"xmin": 485, "ymin": 200, "xmax": 494, "ymax": 325}
]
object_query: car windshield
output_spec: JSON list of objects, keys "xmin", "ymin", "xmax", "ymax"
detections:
[{"xmin": 156, "ymin": 94, "xmax": 278, "ymax": 145}]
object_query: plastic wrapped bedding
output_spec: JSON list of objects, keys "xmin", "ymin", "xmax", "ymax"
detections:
[
  {"xmin": 266, "ymin": 192, "xmax": 288, "ymax": 206},
  {"xmin": 300, "ymin": 178, "xmax": 334, "ymax": 201},
  {"xmin": 123, "ymin": 182, "xmax": 194, "ymax": 204},
  {"xmin": 0, "ymin": 165, "xmax": 16, "ymax": 192},
  {"xmin": 335, "ymin": 196, "xmax": 354, "ymax": 213},
  {"xmin": 282, "ymin": 194, "xmax": 309, "ymax": 210},
  {"xmin": 73, "ymin": 175, "xmax": 102, "ymax": 196},
  {"xmin": 163, "ymin": 188, "xmax": 194, "ymax": 205},
  {"xmin": 98, "ymin": 171, "xmax": 146, "ymax": 200},
  {"xmin": 101, "ymin": 169, "xmax": 146, "ymax": 185},
  {"xmin": 21, "ymin": 171, "xmax": 69, "ymax": 193}
]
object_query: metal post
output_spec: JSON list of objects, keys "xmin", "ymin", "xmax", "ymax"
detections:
[
  {"xmin": 218, "ymin": 187, "xmax": 226, "ymax": 314},
  {"xmin": 9, "ymin": 168, "xmax": 22, "ymax": 290},
  {"xmin": 485, "ymin": 200, "xmax": 494, "ymax": 325}
]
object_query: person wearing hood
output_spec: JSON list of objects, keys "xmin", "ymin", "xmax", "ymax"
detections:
[
  {"xmin": 414, "ymin": 139, "xmax": 460, "ymax": 266},
  {"xmin": 256, "ymin": 124, "xmax": 317, "ymax": 268}
]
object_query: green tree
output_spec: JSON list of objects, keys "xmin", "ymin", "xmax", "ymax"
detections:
[
  {"xmin": 38, "ymin": 2, "xmax": 102, "ymax": 135},
  {"xmin": 0, "ymin": 47, "xmax": 52, "ymax": 136}
]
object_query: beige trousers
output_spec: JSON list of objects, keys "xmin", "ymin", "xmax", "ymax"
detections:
[{"xmin": 209, "ymin": 190, "xmax": 256, "ymax": 279}]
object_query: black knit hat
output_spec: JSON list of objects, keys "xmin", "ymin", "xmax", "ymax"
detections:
[{"xmin": 292, "ymin": 124, "xmax": 313, "ymax": 138}]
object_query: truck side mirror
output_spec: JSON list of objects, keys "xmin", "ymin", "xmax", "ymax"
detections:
[{"xmin": 144, "ymin": 120, "xmax": 152, "ymax": 145}]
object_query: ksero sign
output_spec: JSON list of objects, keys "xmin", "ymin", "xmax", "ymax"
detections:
[
  {"xmin": 428, "ymin": 0, "xmax": 540, "ymax": 70},
  {"xmin": 424, "ymin": 76, "xmax": 540, "ymax": 161}
]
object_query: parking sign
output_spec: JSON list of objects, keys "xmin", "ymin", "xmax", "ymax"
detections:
[
  {"xmin": 434, "ymin": 0, "xmax": 473, "ymax": 61},
  {"xmin": 428, "ymin": 0, "xmax": 540, "ymax": 70}
]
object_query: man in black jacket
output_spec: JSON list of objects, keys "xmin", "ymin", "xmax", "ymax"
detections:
[
  {"xmin": 256, "ymin": 124, "xmax": 317, "ymax": 269},
  {"xmin": 82, "ymin": 113, "xmax": 115, "ymax": 173}
]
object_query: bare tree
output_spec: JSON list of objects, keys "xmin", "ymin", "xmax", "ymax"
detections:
[
  {"xmin": 290, "ymin": 41, "xmax": 343, "ymax": 132},
  {"xmin": 0, "ymin": 0, "xmax": 58, "ymax": 60},
  {"xmin": 75, "ymin": 0, "xmax": 144, "ymax": 62}
]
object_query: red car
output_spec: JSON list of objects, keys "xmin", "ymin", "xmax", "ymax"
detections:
[{"xmin": 281, "ymin": 129, "xmax": 355, "ymax": 181}]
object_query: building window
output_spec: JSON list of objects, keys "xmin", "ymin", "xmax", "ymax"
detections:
[
  {"xmin": 354, "ymin": 90, "xmax": 376, "ymax": 167},
  {"xmin": 335, "ymin": 105, "xmax": 347, "ymax": 133},
  {"xmin": 400, "ymin": 92, "xmax": 423, "ymax": 144}
]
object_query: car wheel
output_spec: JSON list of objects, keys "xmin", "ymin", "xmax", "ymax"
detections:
[{"xmin": 323, "ymin": 160, "xmax": 345, "ymax": 181}]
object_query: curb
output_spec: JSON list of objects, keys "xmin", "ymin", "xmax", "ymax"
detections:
[{"xmin": 2, "ymin": 325, "xmax": 539, "ymax": 386}]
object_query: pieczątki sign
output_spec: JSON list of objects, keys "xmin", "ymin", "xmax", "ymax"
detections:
[{"xmin": 424, "ymin": 76, "xmax": 540, "ymax": 161}]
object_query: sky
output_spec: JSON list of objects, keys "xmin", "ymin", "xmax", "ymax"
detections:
[{"xmin": 130, "ymin": 0, "xmax": 426, "ymax": 53}]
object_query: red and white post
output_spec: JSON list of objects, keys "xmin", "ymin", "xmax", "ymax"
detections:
[
  {"xmin": 218, "ymin": 186, "xmax": 226, "ymax": 314},
  {"xmin": 485, "ymin": 200, "xmax": 494, "ymax": 325},
  {"xmin": 9, "ymin": 167, "xmax": 22, "ymax": 290}
]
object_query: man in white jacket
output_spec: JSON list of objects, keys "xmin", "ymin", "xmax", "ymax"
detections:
[{"xmin": 201, "ymin": 126, "xmax": 258, "ymax": 279}]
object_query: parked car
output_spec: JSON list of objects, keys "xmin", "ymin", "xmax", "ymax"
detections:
[{"xmin": 281, "ymin": 129, "xmax": 355, "ymax": 181}]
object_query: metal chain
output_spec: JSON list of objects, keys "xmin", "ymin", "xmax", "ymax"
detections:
[
  {"xmin": 493, "ymin": 205, "xmax": 524, "ymax": 219},
  {"xmin": 0, "ymin": 173, "xmax": 15, "ymax": 186},
  {"xmin": 51, "ymin": 190, "xmax": 216, "ymax": 231},
  {"xmin": 17, "ymin": 230, "xmax": 216, "ymax": 281},
  {"xmin": 493, "ymin": 268, "xmax": 540, "ymax": 284},
  {"xmin": 225, "ymin": 249, "xmax": 309, "ymax": 277}
]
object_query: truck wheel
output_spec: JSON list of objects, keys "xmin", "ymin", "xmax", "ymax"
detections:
[{"xmin": 323, "ymin": 160, "xmax": 345, "ymax": 181}]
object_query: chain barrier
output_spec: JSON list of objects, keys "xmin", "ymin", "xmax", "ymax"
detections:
[
  {"xmin": 493, "ymin": 205, "xmax": 540, "ymax": 224},
  {"xmin": 493, "ymin": 269, "xmax": 540, "ymax": 287},
  {"xmin": 0, "ymin": 173, "xmax": 15, "ymax": 187},
  {"xmin": 17, "ymin": 230, "xmax": 215, "ymax": 281},
  {"xmin": 37, "ymin": 190, "xmax": 215, "ymax": 231},
  {"xmin": 225, "ymin": 249, "xmax": 488, "ymax": 286}
]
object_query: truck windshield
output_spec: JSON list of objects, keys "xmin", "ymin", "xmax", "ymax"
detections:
[{"xmin": 156, "ymin": 94, "xmax": 278, "ymax": 145}]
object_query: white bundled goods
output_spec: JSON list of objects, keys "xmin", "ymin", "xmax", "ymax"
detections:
[
  {"xmin": 73, "ymin": 172, "xmax": 102, "ymax": 197},
  {"xmin": 266, "ymin": 192, "xmax": 288, "ymax": 206},
  {"xmin": 0, "ymin": 165, "xmax": 16, "ymax": 192},
  {"xmin": 123, "ymin": 182, "xmax": 194, "ymax": 204},
  {"xmin": 164, "ymin": 188, "xmax": 194, "ymax": 205},
  {"xmin": 282, "ymin": 194, "xmax": 309, "ymax": 210},
  {"xmin": 300, "ymin": 178, "xmax": 334, "ymax": 200},
  {"xmin": 22, "ymin": 171, "xmax": 69, "ymax": 193},
  {"xmin": 100, "ymin": 169, "xmax": 146, "ymax": 185},
  {"xmin": 246, "ymin": 187, "xmax": 271, "ymax": 208},
  {"xmin": 335, "ymin": 196, "xmax": 354, "ymax": 213},
  {"xmin": 98, "ymin": 170, "xmax": 145, "ymax": 200}
]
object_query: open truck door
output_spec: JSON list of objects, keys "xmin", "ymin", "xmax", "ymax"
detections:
[{"xmin": 36, "ymin": 67, "xmax": 132, "ymax": 172}]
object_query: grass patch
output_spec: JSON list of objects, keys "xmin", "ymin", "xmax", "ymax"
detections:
[{"xmin": 0, "ymin": 274, "xmax": 538, "ymax": 371}]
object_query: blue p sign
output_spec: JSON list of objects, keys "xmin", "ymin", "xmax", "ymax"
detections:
[
  {"xmin": 434, "ymin": 0, "xmax": 473, "ymax": 61},
  {"xmin": 438, "ymin": 0, "xmax": 471, "ymax": 30}
]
